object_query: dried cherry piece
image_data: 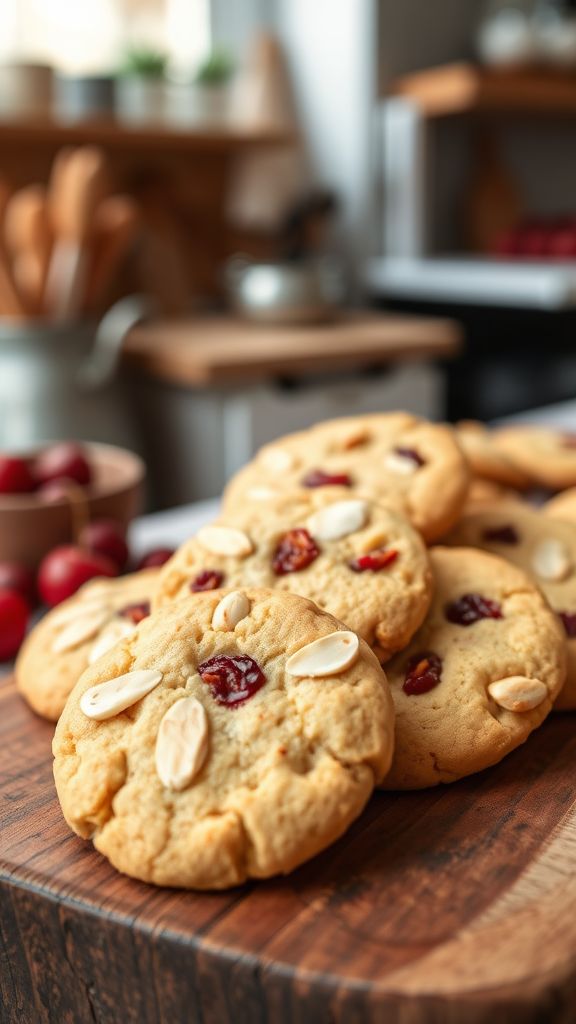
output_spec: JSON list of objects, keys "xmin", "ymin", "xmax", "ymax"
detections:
[
  {"xmin": 559, "ymin": 611, "xmax": 576, "ymax": 638},
  {"xmin": 199, "ymin": 654, "xmax": 266, "ymax": 707},
  {"xmin": 190, "ymin": 569, "xmax": 224, "ymax": 592},
  {"xmin": 349, "ymin": 548, "xmax": 398, "ymax": 572},
  {"xmin": 119, "ymin": 601, "xmax": 150, "ymax": 624},
  {"xmin": 394, "ymin": 447, "xmax": 426, "ymax": 467},
  {"xmin": 272, "ymin": 528, "xmax": 320, "ymax": 575},
  {"xmin": 445, "ymin": 592, "xmax": 503, "ymax": 626},
  {"xmin": 403, "ymin": 652, "xmax": 443, "ymax": 696},
  {"xmin": 482, "ymin": 524, "xmax": 520, "ymax": 544},
  {"xmin": 302, "ymin": 469, "xmax": 352, "ymax": 488}
]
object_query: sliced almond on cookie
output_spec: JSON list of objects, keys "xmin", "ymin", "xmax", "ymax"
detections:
[
  {"xmin": 246, "ymin": 485, "xmax": 278, "ymax": 501},
  {"xmin": 260, "ymin": 447, "xmax": 295, "ymax": 473},
  {"xmin": 212, "ymin": 591, "xmax": 251, "ymax": 631},
  {"xmin": 306, "ymin": 500, "xmax": 368, "ymax": 541},
  {"xmin": 487, "ymin": 676, "xmax": 548, "ymax": 712},
  {"xmin": 196, "ymin": 525, "xmax": 253, "ymax": 558},
  {"xmin": 286, "ymin": 631, "xmax": 359, "ymax": 677},
  {"xmin": 50, "ymin": 596, "xmax": 111, "ymax": 628},
  {"xmin": 384, "ymin": 451, "xmax": 419, "ymax": 476},
  {"xmin": 80, "ymin": 669, "xmax": 163, "ymax": 721},
  {"xmin": 52, "ymin": 607, "xmax": 112, "ymax": 654},
  {"xmin": 531, "ymin": 538, "xmax": 573, "ymax": 581},
  {"xmin": 88, "ymin": 618, "xmax": 137, "ymax": 664},
  {"xmin": 155, "ymin": 696, "xmax": 209, "ymax": 791}
]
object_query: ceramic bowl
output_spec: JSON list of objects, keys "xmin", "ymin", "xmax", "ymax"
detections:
[{"xmin": 0, "ymin": 443, "xmax": 145, "ymax": 568}]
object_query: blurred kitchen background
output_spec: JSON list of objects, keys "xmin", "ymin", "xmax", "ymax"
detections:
[{"xmin": 1, "ymin": 0, "xmax": 575, "ymax": 509}]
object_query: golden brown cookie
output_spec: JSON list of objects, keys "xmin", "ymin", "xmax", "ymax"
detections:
[
  {"xmin": 544, "ymin": 487, "xmax": 576, "ymax": 524},
  {"xmin": 382, "ymin": 547, "xmax": 566, "ymax": 789},
  {"xmin": 455, "ymin": 420, "xmax": 531, "ymax": 489},
  {"xmin": 53, "ymin": 588, "xmax": 394, "ymax": 889},
  {"xmin": 16, "ymin": 570, "xmax": 158, "ymax": 721},
  {"xmin": 492, "ymin": 424, "xmax": 576, "ymax": 490},
  {"xmin": 223, "ymin": 413, "xmax": 470, "ymax": 543},
  {"xmin": 154, "ymin": 490, "xmax": 432, "ymax": 658},
  {"xmin": 445, "ymin": 503, "xmax": 576, "ymax": 710}
]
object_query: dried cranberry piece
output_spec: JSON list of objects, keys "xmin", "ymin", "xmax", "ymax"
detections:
[
  {"xmin": 403, "ymin": 652, "xmax": 443, "ymax": 696},
  {"xmin": 349, "ymin": 548, "xmax": 399, "ymax": 572},
  {"xmin": 199, "ymin": 654, "xmax": 266, "ymax": 707},
  {"xmin": 119, "ymin": 601, "xmax": 150, "ymax": 624},
  {"xmin": 482, "ymin": 524, "xmax": 520, "ymax": 544},
  {"xmin": 272, "ymin": 528, "xmax": 320, "ymax": 575},
  {"xmin": 445, "ymin": 593, "xmax": 503, "ymax": 626},
  {"xmin": 559, "ymin": 611, "xmax": 576, "ymax": 638},
  {"xmin": 302, "ymin": 469, "xmax": 352, "ymax": 488},
  {"xmin": 190, "ymin": 569, "xmax": 224, "ymax": 592},
  {"xmin": 394, "ymin": 447, "xmax": 426, "ymax": 467}
]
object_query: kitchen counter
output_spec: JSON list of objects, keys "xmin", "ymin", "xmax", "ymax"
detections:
[{"xmin": 123, "ymin": 311, "xmax": 461, "ymax": 387}]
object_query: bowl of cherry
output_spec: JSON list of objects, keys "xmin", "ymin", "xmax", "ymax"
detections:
[{"xmin": 0, "ymin": 442, "xmax": 176, "ymax": 662}]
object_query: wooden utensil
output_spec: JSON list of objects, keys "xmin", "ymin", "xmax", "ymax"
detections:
[
  {"xmin": 4, "ymin": 184, "xmax": 52, "ymax": 315},
  {"xmin": 45, "ymin": 146, "xmax": 108, "ymax": 320},
  {"xmin": 0, "ymin": 178, "xmax": 28, "ymax": 318},
  {"xmin": 84, "ymin": 195, "xmax": 140, "ymax": 315}
]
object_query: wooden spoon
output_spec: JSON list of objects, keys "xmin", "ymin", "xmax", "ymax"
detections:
[
  {"xmin": 0, "ymin": 178, "xmax": 28, "ymax": 318},
  {"xmin": 4, "ymin": 185, "xmax": 52, "ymax": 315},
  {"xmin": 45, "ymin": 146, "xmax": 108, "ymax": 320},
  {"xmin": 84, "ymin": 195, "xmax": 140, "ymax": 315}
]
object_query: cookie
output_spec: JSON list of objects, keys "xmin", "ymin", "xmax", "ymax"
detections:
[
  {"xmin": 154, "ymin": 491, "xmax": 432, "ymax": 658},
  {"xmin": 382, "ymin": 547, "xmax": 565, "ymax": 789},
  {"xmin": 455, "ymin": 420, "xmax": 531, "ymax": 489},
  {"xmin": 445, "ymin": 503, "xmax": 576, "ymax": 710},
  {"xmin": 17, "ymin": 569, "xmax": 158, "ymax": 721},
  {"xmin": 544, "ymin": 487, "xmax": 576, "ymax": 524},
  {"xmin": 492, "ymin": 425, "xmax": 576, "ymax": 490},
  {"xmin": 464, "ymin": 477, "xmax": 525, "ymax": 513},
  {"xmin": 223, "ymin": 413, "xmax": 470, "ymax": 542},
  {"xmin": 53, "ymin": 588, "xmax": 394, "ymax": 889}
]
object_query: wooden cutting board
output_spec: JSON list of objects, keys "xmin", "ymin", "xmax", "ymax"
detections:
[{"xmin": 2, "ymin": 670, "xmax": 576, "ymax": 1024}]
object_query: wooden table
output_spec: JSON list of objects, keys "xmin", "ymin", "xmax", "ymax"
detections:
[
  {"xmin": 123, "ymin": 312, "xmax": 461, "ymax": 387},
  {"xmin": 2, "ymin": 668, "xmax": 576, "ymax": 1024}
]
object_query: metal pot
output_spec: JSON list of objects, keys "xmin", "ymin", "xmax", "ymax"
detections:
[
  {"xmin": 225, "ymin": 256, "xmax": 346, "ymax": 325},
  {"xmin": 0, "ymin": 296, "xmax": 147, "ymax": 450}
]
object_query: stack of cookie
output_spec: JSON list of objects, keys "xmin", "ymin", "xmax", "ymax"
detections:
[{"xmin": 16, "ymin": 412, "xmax": 576, "ymax": 890}]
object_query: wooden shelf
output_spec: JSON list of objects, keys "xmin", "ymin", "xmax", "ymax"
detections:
[
  {"xmin": 390, "ymin": 62, "xmax": 576, "ymax": 118},
  {"xmin": 0, "ymin": 117, "xmax": 292, "ymax": 153},
  {"xmin": 123, "ymin": 312, "xmax": 461, "ymax": 387}
]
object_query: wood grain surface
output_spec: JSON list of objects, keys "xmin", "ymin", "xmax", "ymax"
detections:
[
  {"xmin": 123, "ymin": 313, "xmax": 461, "ymax": 387},
  {"xmin": 2, "ymin": 671, "xmax": 576, "ymax": 1024}
]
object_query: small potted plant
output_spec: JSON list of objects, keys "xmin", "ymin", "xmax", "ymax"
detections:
[
  {"xmin": 115, "ymin": 47, "xmax": 167, "ymax": 124},
  {"xmin": 165, "ymin": 50, "xmax": 234, "ymax": 128}
]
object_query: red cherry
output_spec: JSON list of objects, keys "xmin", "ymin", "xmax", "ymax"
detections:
[
  {"xmin": 272, "ymin": 529, "xmax": 320, "ymax": 575},
  {"xmin": 37, "ymin": 545, "xmax": 118, "ymax": 607},
  {"xmin": 302, "ymin": 469, "xmax": 352, "ymax": 488},
  {"xmin": 79, "ymin": 519, "xmax": 129, "ymax": 571},
  {"xmin": 0, "ymin": 562, "xmax": 36, "ymax": 605},
  {"xmin": 135, "ymin": 548, "xmax": 175, "ymax": 570},
  {"xmin": 118, "ymin": 601, "xmax": 150, "ymax": 624},
  {"xmin": 34, "ymin": 442, "xmax": 92, "ymax": 488},
  {"xmin": 198, "ymin": 654, "xmax": 266, "ymax": 707},
  {"xmin": 190, "ymin": 569, "xmax": 224, "ymax": 592},
  {"xmin": 445, "ymin": 593, "xmax": 503, "ymax": 626},
  {"xmin": 349, "ymin": 548, "xmax": 398, "ymax": 573},
  {"xmin": 0, "ymin": 588, "xmax": 30, "ymax": 660},
  {"xmin": 403, "ymin": 652, "xmax": 443, "ymax": 696},
  {"xmin": 0, "ymin": 456, "xmax": 35, "ymax": 495}
]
